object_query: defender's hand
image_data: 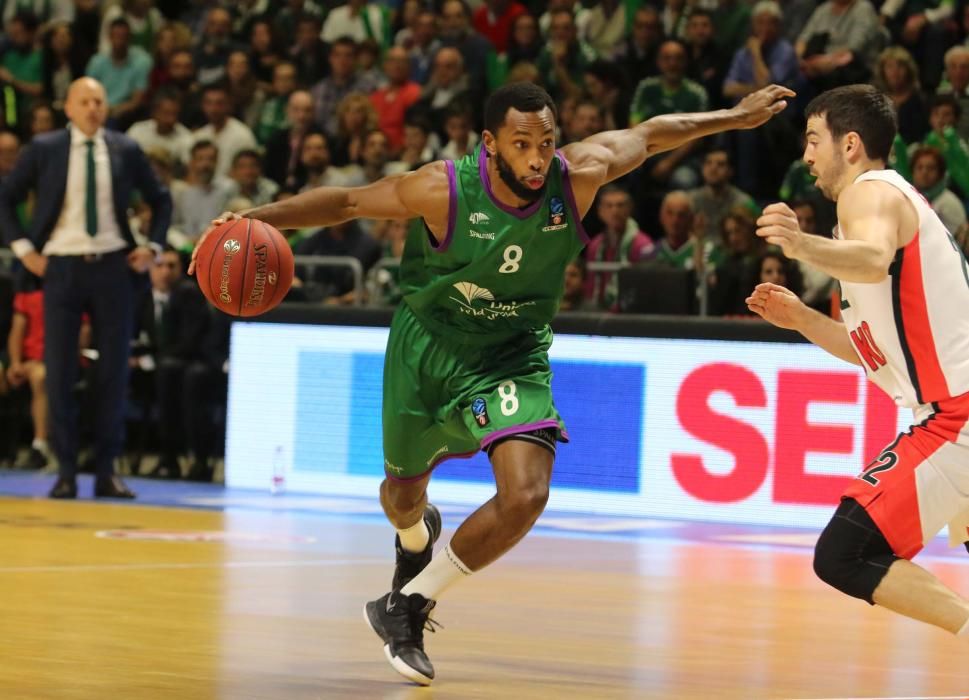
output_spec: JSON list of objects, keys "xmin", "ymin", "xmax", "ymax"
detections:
[{"xmin": 735, "ymin": 84, "xmax": 795, "ymax": 129}]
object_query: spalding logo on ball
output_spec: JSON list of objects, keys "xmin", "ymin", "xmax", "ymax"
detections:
[{"xmin": 195, "ymin": 218, "xmax": 295, "ymax": 317}]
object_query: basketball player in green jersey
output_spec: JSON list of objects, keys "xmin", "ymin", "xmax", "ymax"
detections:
[{"xmin": 190, "ymin": 82, "xmax": 793, "ymax": 685}]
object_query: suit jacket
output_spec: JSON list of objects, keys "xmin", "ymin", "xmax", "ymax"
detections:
[
  {"xmin": 0, "ymin": 128, "xmax": 173, "ymax": 251},
  {"xmin": 134, "ymin": 280, "xmax": 209, "ymax": 362}
]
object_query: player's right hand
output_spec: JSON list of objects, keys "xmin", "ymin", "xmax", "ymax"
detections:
[
  {"xmin": 188, "ymin": 211, "xmax": 243, "ymax": 276},
  {"xmin": 745, "ymin": 282, "xmax": 806, "ymax": 330}
]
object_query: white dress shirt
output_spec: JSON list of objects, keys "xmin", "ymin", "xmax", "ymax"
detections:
[
  {"xmin": 11, "ymin": 125, "xmax": 127, "ymax": 258},
  {"xmin": 192, "ymin": 118, "xmax": 258, "ymax": 178}
]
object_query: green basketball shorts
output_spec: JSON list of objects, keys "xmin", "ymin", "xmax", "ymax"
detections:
[{"xmin": 381, "ymin": 302, "xmax": 568, "ymax": 480}]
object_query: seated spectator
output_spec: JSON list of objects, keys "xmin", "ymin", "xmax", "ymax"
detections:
[
  {"xmin": 248, "ymin": 19, "xmax": 282, "ymax": 88},
  {"xmin": 225, "ymin": 50, "xmax": 261, "ymax": 130},
  {"xmin": 655, "ymin": 190, "xmax": 717, "ymax": 271},
  {"xmin": 585, "ymin": 0, "xmax": 637, "ymax": 58},
  {"xmin": 193, "ymin": 7, "xmax": 241, "ymax": 87},
  {"xmin": 440, "ymin": 106, "xmax": 479, "ymax": 160},
  {"xmin": 789, "ymin": 199, "xmax": 836, "ymax": 312},
  {"xmin": 685, "ymin": 9, "xmax": 727, "ymax": 108},
  {"xmin": 473, "ymin": 0, "xmax": 527, "ymax": 54},
  {"xmin": 171, "ymin": 140, "xmax": 233, "ymax": 248},
  {"xmin": 359, "ymin": 129, "xmax": 393, "ymax": 183},
  {"xmin": 559, "ymin": 257, "xmax": 595, "ymax": 312},
  {"xmin": 297, "ymin": 131, "xmax": 366, "ymax": 191},
  {"xmin": 330, "ymin": 92, "xmax": 377, "ymax": 167},
  {"xmin": 127, "ymin": 90, "xmax": 193, "ymax": 168},
  {"xmin": 42, "ymin": 21, "xmax": 86, "ymax": 113},
  {"xmin": 386, "ymin": 118, "xmax": 437, "ymax": 175},
  {"xmin": 85, "ymin": 17, "xmax": 152, "ymax": 129},
  {"xmin": 439, "ymin": 0, "xmax": 494, "ymax": 105},
  {"xmin": 937, "ymin": 45, "xmax": 969, "ymax": 141},
  {"xmin": 370, "ymin": 218, "xmax": 409, "ymax": 306},
  {"xmin": 582, "ymin": 60, "xmax": 631, "ymax": 132},
  {"xmin": 290, "ymin": 14, "xmax": 330, "ymax": 90},
  {"xmin": 689, "ymin": 149, "xmax": 758, "ymax": 242},
  {"xmin": 321, "ymin": 0, "xmax": 387, "ymax": 46},
  {"xmin": 415, "ymin": 47, "xmax": 473, "ymax": 139},
  {"xmin": 408, "ymin": 9, "xmax": 442, "ymax": 85},
  {"xmin": 2, "ymin": 0, "xmax": 66, "ymax": 28},
  {"xmin": 714, "ymin": 0, "xmax": 755, "ymax": 56},
  {"xmin": 130, "ymin": 246, "xmax": 210, "ymax": 479},
  {"xmin": 148, "ymin": 23, "xmax": 192, "ymax": 96},
  {"xmin": 539, "ymin": 0, "xmax": 591, "ymax": 39},
  {"xmin": 615, "ymin": 7, "xmax": 662, "ymax": 85},
  {"xmin": 357, "ymin": 38, "xmax": 386, "ymax": 88},
  {"xmin": 895, "ymin": 95, "xmax": 969, "ymax": 198},
  {"xmin": 254, "ymin": 61, "xmax": 297, "ymax": 145},
  {"xmin": 311, "ymin": 37, "xmax": 379, "ymax": 137},
  {"xmin": 160, "ymin": 49, "xmax": 205, "ymax": 129},
  {"xmin": 371, "ymin": 46, "xmax": 422, "ymax": 153},
  {"xmin": 561, "ymin": 99, "xmax": 604, "ymax": 146},
  {"xmin": 99, "ymin": 0, "xmax": 164, "ymax": 55},
  {"xmin": 585, "ymin": 185, "xmax": 657, "ymax": 311},
  {"xmin": 707, "ymin": 207, "xmax": 763, "ymax": 316},
  {"xmin": 630, "ymin": 40, "xmax": 708, "ymax": 189},
  {"xmin": 490, "ymin": 12, "xmax": 543, "ymax": 89},
  {"xmin": 662, "ymin": 0, "xmax": 689, "ymax": 41},
  {"xmin": 796, "ymin": 0, "xmax": 880, "ymax": 91},
  {"xmin": 757, "ymin": 249, "xmax": 803, "ymax": 297},
  {"xmin": 264, "ymin": 90, "xmax": 317, "ymax": 190},
  {"xmin": 723, "ymin": 1, "xmax": 798, "ymax": 104},
  {"xmin": 877, "ymin": 46, "xmax": 929, "ymax": 146},
  {"xmin": 193, "ymin": 83, "xmax": 258, "ymax": 179},
  {"xmin": 29, "ymin": 103, "xmax": 57, "ymax": 138},
  {"xmin": 911, "ymin": 146, "xmax": 969, "ymax": 236},
  {"xmin": 537, "ymin": 9, "xmax": 598, "ymax": 102},
  {"xmin": 0, "ymin": 13, "xmax": 44, "ymax": 130},
  {"xmin": 294, "ymin": 220, "xmax": 382, "ymax": 304},
  {"xmin": 274, "ymin": 0, "xmax": 325, "ymax": 45},
  {"xmin": 226, "ymin": 149, "xmax": 279, "ymax": 208},
  {"xmin": 880, "ymin": 0, "xmax": 951, "ymax": 91},
  {"xmin": 5, "ymin": 272, "xmax": 50, "ymax": 470}
]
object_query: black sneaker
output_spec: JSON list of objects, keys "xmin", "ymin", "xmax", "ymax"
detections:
[
  {"xmin": 364, "ymin": 590, "xmax": 440, "ymax": 685},
  {"xmin": 392, "ymin": 503, "xmax": 442, "ymax": 591}
]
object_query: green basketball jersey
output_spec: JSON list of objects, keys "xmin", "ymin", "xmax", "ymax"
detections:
[{"xmin": 400, "ymin": 145, "xmax": 588, "ymax": 345}]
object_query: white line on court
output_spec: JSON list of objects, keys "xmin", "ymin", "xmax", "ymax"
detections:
[{"xmin": 0, "ymin": 558, "xmax": 387, "ymax": 574}]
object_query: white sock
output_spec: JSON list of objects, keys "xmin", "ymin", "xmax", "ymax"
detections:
[
  {"xmin": 31, "ymin": 439, "xmax": 48, "ymax": 453},
  {"xmin": 397, "ymin": 518, "xmax": 429, "ymax": 554},
  {"xmin": 400, "ymin": 542, "xmax": 471, "ymax": 601},
  {"xmin": 958, "ymin": 616, "xmax": 969, "ymax": 638}
]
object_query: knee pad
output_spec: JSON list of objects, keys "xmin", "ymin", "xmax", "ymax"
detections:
[{"xmin": 813, "ymin": 498, "xmax": 899, "ymax": 604}]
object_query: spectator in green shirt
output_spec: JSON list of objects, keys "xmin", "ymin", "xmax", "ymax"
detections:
[
  {"xmin": 630, "ymin": 40, "xmax": 708, "ymax": 189},
  {"xmin": 536, "ymin": 9, "xmax": 597, "ymax": 102},
  {"xmin": 0, "ymin": 12, "xmax": 44, "ymax": 129},
  {"xmin": 254, "ymin": 61, "xmax": 297, "ymax": 144}
]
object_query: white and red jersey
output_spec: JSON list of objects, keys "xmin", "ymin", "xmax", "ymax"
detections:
[{"xmin": 837, "ymin": 169, "xmax": 969, "ymax": 409}]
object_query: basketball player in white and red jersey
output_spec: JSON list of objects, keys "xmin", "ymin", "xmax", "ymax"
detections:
[{"xmin": 748, "ymin": 84, "xmax": 969, "ymax": 641}]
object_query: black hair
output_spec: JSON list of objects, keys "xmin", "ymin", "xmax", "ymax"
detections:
[
  {"xmin": 232, "ymin": 149, "xmax": 262, "ymax": 166},
  {"xmin": 109, "ymin": 17, "xmax": 131, "ymax": 33},
  {"xmin": 10, "ymin": 11, "xmax": 39, "ymax": 32},
  {"xmin": 329, "ymin": 36, "xmax": 358, "ymax": 53},
  {"xmin": 484, "ymin": 82, "xmax": 557, "ymax": 134},
  {"xmin": 804, "ymin": 84, "xmax": 897, "ymax": 162},
  {"xmin": 930, "ymin": 92, "xmax": 962, "ymax": 120},
  {"xmin": 190, "ymin": 139, "xmax": 217, "ymax": 157}
]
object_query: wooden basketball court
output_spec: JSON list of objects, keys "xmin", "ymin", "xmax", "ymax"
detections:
[{"xmin": 0, "ymin": 477, "xmax": 966, "ymax": 699}]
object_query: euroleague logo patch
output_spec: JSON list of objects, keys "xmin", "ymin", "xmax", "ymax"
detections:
[
  {"xmin": 471, "ymin": 397, "xmax": 490, "ymax": 426},
  {"xmin": 543, "ymin": 196, "xmax": 568, "ymax": 232}
]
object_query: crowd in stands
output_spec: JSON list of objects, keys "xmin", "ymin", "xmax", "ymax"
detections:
[{"xmin": 3, "ymin": 0, "xmax": 969, "ymax": 477}]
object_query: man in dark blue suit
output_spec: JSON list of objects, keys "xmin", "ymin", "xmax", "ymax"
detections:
[{"xmin": 0, "ymin": 77, "xmax": 173, "ymax": 499}]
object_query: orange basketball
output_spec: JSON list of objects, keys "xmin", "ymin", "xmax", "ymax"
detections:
[{"xmin": 195, "ymin": 218, "xmax": 294, "ymax": 317}]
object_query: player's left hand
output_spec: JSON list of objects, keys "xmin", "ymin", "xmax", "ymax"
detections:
[
  {"xmin": 756, "ymin": 202, "xmax": 803, "ymax": 258},
  {"xmin": 127, "ymin": 246, "xmax": 155, "ymax": 273},
  {"xmin": 735, "ymin": 84, "xmax": 796, "ymax": 129}
]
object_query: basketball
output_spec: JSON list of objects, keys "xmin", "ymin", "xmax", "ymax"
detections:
[{"xmin": 195, "ymin": 218, "xmax": 294, "ymax": 317}]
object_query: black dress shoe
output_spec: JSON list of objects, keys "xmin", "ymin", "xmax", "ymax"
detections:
[
  {"xmin": 49, "ymin": 477, "xmax": 78, "ymax": 499},
  {"xmin": 93, "ymin": 475, "xmax": 136, "ymax": 499}
]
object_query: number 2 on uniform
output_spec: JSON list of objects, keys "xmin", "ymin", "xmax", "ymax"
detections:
[{"xmin": 860, "ymin": 450, "xmax": 898, "ymax": 486}]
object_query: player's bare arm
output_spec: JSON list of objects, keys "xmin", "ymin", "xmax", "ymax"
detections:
[
  {"xmin": 757, "ymin": 181, "xmax": 912, "ymax": 283},
  {"xmin": 746, "ymin": 282, "xmax": 862, "ymax": 366},
  {"xmin": 189, "ymin": 162, "xmax": 451, "ymax": 274},
  {"xmin": 560, "ymin": 84, "xmax": 794, "ymax": 212}
]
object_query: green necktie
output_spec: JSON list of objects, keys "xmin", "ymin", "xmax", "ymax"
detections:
[{"xmin": 85, "ymin": 139, "xmax": 97, "ymax": 237}]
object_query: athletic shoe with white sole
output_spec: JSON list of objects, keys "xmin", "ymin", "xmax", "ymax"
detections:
[{"xmin": 364, "ymin": 590, "xmax": 440, "ymax": 685}]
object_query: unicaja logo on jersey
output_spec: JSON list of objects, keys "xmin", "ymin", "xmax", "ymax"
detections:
[
  {"xmin": 450, "ymin": 282, "xmax": 536, "ymax": 319},
  {"xmin": 469, "ymin": 212, "xmax": 491, "ymax": 225}
]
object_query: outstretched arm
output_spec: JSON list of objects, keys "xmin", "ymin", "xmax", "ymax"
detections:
[
  {"xmin": 561, "ymin": 84, "xmax": 794, "ymax": 194},
  {"xmin": 189, "ymin": 161, "xmax": 450, "ymax": 274}
]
